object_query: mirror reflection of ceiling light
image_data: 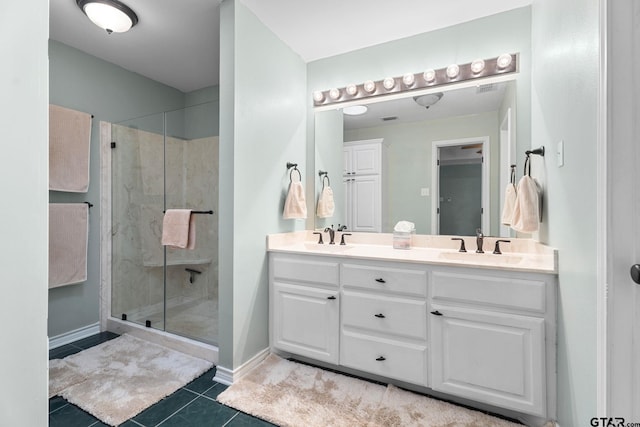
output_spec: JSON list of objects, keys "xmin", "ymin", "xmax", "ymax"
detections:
[
  {"xmin": 76, "ymin": 0, "xmax": 138, "ymax": 34},
  {"xmin": 413, "ymin": 92, "xmax": 443, "ymax": 109},
  {"xmin": 342, "ymin": 105, "xmax": 368, "ymax": 116}
]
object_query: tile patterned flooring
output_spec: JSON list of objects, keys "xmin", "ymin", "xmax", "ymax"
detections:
[{"xmin": 49, "ymin": 332, "xmax": 276, "ymax": 427}]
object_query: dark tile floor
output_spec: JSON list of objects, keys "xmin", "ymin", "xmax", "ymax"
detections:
[{"xmin": 49, "ymin": 332, "xmax": 277, "ymax": 427}]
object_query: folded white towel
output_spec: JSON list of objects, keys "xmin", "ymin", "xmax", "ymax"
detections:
[
  {"xmin": 316, "ymin": 186, "xmax": 335, "ymax": 218},
  {"xmin": 283, "ymin": 181, "xmax": 307, "ymax": 219},
  {"xmin": 510, "ymin": 176, "xmax": 540, "ymax": 233},
  {"xmin": 161, "ymin": 209, "xmax": 196, "ymax": 249},
  {"xmin": 501, "ymin": 183, "xmax": 517, "ymax": 226},
  {"xmin": 49, "ymin": 203, "xmax": 89, "ymax": 288},
  {"xmin": 49, "ymin": 104, "xmax": 92, "ymax": 192}
]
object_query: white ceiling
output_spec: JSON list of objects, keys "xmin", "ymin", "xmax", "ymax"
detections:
[{"xmin": 49, "ymin": 0, "xmax": 531, "ymax": 93}]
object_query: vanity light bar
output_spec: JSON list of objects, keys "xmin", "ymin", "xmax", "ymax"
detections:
[{"xmin": 312, "ymin": 53, "xmax": 518, "ymax": 107}]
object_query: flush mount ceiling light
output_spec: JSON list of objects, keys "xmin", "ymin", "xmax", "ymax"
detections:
[
  {"xmin": 413, "ymin": 93, "xmax": 443, "ymax": 109},
  {"xmin": 343, "ymin": 105, "xmax": 368, "ymax": 116},
  {"xmin": 77, "ymin": 0, "xmax": 138, "ymax": 34},
  {"xmin": 312, "ymin": 53, "xmax": 518, "ymax": 108}
]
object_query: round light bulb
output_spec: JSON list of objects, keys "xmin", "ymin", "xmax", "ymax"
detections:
[
  {"xmin": 402, "ymin": 73, "xmax": 415, "ymax": 86},
  {"xmin": 446, "ymin": 64, "xmax": 460, "ymax": 79},
  {"xmin": 497, "ymin": 53, "xmax": 513, "ymax": 69},
  {"xmin": 313, "ymin": 91, "xmax": 325, "ymax": 102},
  {"xmin": 471, "ymin": 59, "xmax": 485, "ymax": 74},
  {"xmin": 423, "ymin": 69, "xmax": 436, "ymax": 83},
  {"xmin": 346, "ymin": 84, "xmax": 358, "ymax": 96},
  {"xmin": 383, "ymin": 77, "xmax": 395, "ymax": 90},
  {"xmin": 329, "ymin": 88, "xmax": 340, "ymax": 100},
  {"xmin": 363, "ymin": 80, "xmax": 376, "ymax": 93}
]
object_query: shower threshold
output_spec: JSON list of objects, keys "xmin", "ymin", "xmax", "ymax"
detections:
[{"xmin": 106, "ymin": 316, "xmax": 219, "ymax": 364}]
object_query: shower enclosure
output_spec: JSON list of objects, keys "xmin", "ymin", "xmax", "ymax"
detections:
[{"xmin": 110, "ymin": 102, "xmax": 219, "ymax": 346}]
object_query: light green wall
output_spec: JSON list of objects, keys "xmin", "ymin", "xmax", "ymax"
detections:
[
  {"xmin": 219, "ymin": 0, "xmax": 307, "ymax": 369},
  {"xmin": 345, "ymin": 111, "xmax": 500, "ymax": 234},
  {"xmin": 531, "ymin": 0, "xmax": 599, "ymax": 425},
  {"xmin": 0, "ymin": 1, "xmax": 49, "ymax": 424},
  {"xmin": 48, "ymin": 41, "xmax": 192, "ymax": 338}
]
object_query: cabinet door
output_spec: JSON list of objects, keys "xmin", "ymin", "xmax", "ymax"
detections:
[
  {"xmin": 430, "ymin": 305, "xmax": 546, "ymax": 417},
  {"xmin": 351, "ymin": 143, "xmax": 380, "ymax": 175},
  {"xmin": 351, "ymin": 175, "xmax": 380, "ymax": 232},
  {"xmin": 272, "ymin": 282, "xmax": 339, "ymax": 364}
]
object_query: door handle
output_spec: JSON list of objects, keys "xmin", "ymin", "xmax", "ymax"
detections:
[
  {"xmin": 430, "ymin": 310, "xmax": 443, "ymax": 316},
  {"xmin": 327, "ymin": 296, "xmax": 337, "ymax": 300},
  {"xmin": 374, "ymin": 313, "xmax": 386, "ymax": 318},
  {"xmin": 375, "ymin": 278, "xmax": 386, "ymax": 283},
  {"xmin": 631, "ymin": 264, "xmax": 640, "ymax": 284}
]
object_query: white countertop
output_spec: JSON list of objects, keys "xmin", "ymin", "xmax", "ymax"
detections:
[{"xmin": 267, "ymin": 231, "xmax": 557, "ymax": 274}]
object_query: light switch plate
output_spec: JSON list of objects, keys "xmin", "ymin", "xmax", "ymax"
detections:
[{"xmin": 557, "ymin": 140, "xmax": 564, "ymax": 167}]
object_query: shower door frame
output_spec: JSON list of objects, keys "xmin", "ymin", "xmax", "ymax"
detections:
[{"xmin": 98, "ymin": 121, "xmax": 218, "ymax": 363}]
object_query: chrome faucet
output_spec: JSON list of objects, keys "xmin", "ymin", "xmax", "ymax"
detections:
[
  {"xmin": 324, "ymin": 225, "xmax": 336, "ymax": 244},
  {"xmin": 475, "ymin": 228, "xmax": 484, "ymax": 253}
]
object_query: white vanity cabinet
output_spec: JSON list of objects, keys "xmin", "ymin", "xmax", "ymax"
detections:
[
  {"xmin": 429, "ymin": 270, "xmax": 554, "ymax": 417},
  {"xmin": 270, "ymin": 254, "xmax": 340, "ymax": 364},
  {"xmin": 268, "ymin": 249, "xmax": 556, "ymax": 422}
]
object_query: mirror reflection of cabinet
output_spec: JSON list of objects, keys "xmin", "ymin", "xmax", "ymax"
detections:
[{"xmin": 343, "ymin": 139, "xmax": 385, "ymax": 232}]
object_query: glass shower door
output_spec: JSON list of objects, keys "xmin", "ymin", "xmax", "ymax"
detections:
[
  {"xmin": 111, "ymin": 112, "xmax": 167, "ymax": 331},
  {"xmin": 163, "ymin": 104, "xmax": 219, "ymax": 345}
]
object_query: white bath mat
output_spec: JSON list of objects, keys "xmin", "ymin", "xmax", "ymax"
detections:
[
  {"xmin": 217, "ymin": 354, "xmax": 528, "ymax": 427},
  {"xmin": 49, "ymin": 334, "xmax": 213, "ymax": 426}
]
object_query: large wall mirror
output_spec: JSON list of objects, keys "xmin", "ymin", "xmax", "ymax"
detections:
[{"xmin": 314, "ymin": 77, "xmax": 520, "ymax": 237}]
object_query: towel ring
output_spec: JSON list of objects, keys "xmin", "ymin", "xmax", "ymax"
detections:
[
  {"xmin": 510, "ymin": 164, "xmax": 517, "ymax": 184},
  {"xmin": 290, "ymin": 167, "xmax": 302, "ymax": 182},
  {"xmin": 319, "ymin": 170, "xmax": 330, "ymax": 188},
  {"xmin": 524, "ymin": 155, "xmax": 532, "ymax": 176}
]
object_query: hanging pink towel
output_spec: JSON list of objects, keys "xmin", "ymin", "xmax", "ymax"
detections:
[
  {"xmin": 49, "ymin": 203, "xmax": 89, "ymax": 288},
  {"xmin": 49, "ymin": 104, "xmax": 92, "ymax": 192},
  {"xmin": 161, "ymin": 209, "xmax": 196, "ymax": 249}
]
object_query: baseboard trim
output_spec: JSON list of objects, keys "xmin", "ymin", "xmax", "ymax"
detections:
[
  {"xmin": 49, "ymin": 322, "xmax": 101, "ymax": 349},
  {"xmin": 213, "ymin": 347, "xmax": 270, "ymax": 385}
]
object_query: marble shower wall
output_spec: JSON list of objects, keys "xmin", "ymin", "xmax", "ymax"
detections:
[{"xmin": 111, "ymin": 123, "xmax": 219, "ymax": 322}]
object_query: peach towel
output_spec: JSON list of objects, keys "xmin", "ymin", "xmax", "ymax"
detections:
[
  {"xmin": 510, "ymin": 175, "xmax": 540, "ymax": 233},
  {"xmin": 501, "ymin": 183, "xmax": 517, "ymax": 226},
  {"xmin": 283, "ymin": 181, "xmax": 307, "ymax": 219},
  {"xmin": 316, "ymin": 186, "xmax": 335, "ymax": 218},
  {"xmin": 49, "ymin": 203, "xmax": 89, "ymax": 288},
  {"xmin": 161, "ymin": 209, "xmax": 196, "ymax": 249},
  {"xmin": 49, "ymin": 104, "xmax": 92, "ymax": 192}
]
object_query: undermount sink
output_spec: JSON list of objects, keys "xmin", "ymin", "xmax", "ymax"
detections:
[
  {"xmin": 438, "ymin": 251, "xmax": 524, "ymax": 265},
  {"xmin": 303, "ymin": 242, "xmax": 354, "ymax": 252}
]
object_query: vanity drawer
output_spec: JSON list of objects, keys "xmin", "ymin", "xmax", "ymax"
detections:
[
  {"xmin": 342, "ymin": 291, "xmax": 426, "ymax": 340},
  {"xmin": 431, "ymin": 271, "xmax": 546, "ymax": 313},
  {"xmin": 341, "ymin": 332, "xmax": 427, "ymax": 386},
  {"xmin": 272, "ymin": 255, "xmax": 339, "ymax": 286},
  {"xmin": 341, "ymin": 263, "xmax": 427, "ymax": 297}
]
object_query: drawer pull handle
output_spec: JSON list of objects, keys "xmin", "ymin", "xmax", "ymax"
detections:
[
  {"xmin": 430, "ymin": 310, "xmax": 443, "ymax": 316},
  {"xmin": 376, "ymin": 356, "xmax": 386, "ymax": 361},
  {"xmin": 327, "ymin": 296, "xmax": 337, "ymax": 300},
  {"xmin": 375, "ymin": 278, "xmax": 386, "ymax": 283},
  {"xmin": 374, "ymin": 313, "xmax": 386, "ymax": 318}
]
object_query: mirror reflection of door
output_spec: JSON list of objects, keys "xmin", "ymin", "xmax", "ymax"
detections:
[{"xmin": 432, "ymin": 137, "xmax": 489, "ymax": 235}]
